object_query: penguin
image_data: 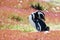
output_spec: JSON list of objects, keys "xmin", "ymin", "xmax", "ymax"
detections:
[{"xmin": 28, "ymin": 11, "xmax": 49, "ymax": 31}]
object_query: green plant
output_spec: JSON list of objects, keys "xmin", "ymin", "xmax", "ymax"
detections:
[
  {"xmin": 8, "ymin": 14, "xmax": 23, "ymax": 22},
  {"xmin": 30, "ymin": 2, "xmax": 44, "ymax": 10},
  {"xmin": 12, "ymin": 15, "xmax": 23, "ymax": 21},
  {"xmin": 0, "ymin": 24, "xmax": 37, "ymax": 32}
]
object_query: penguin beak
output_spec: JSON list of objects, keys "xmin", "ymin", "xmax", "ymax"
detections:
[
  {"xmin": 39, "ymin": 14, "xmax": 45, "ymax": 21},
  {"xmin": 42, "ymin": 16, "xmax": 45, "ymax": 21}
]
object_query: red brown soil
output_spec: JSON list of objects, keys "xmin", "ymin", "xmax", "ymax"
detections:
[
  {"xmin": 0, "ymin": 30, "xmax": 60, "ymax": 40},
  {"xmin": 0, "ymin": 0, "xmax": 60, "ymax": 40},
  {"xmin": 0, "ymin": 0, "xmax": 60, "ymax": 24}
]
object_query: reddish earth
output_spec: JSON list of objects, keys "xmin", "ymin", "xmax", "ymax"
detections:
[
  {"xmin": 0, "ymin": 30, "xmax": 60, "ymax": 40},
  {"xmin": 0, "ymin": 0, "xmax": 60, "ymax": 40},
  {"xmin": 0, "ymin": 0, "xmax": 60, "ymax": 24}
]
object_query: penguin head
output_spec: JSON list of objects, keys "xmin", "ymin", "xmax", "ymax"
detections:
[
  {"xmin": 35, "ymin": 11, "xmax": 45, "ymax": 21},
  {"xmin": 31, "ymin": 10, "xmax": 45, "ymax": 21}
]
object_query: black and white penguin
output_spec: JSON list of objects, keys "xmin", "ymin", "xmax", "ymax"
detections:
[
  {"xmin": 29, "ymin": 3, "xmax": 49, "ymax": 32},
  {"xmin": 28, "ymin": 10, "xmax": 49, "ymax": 31}
]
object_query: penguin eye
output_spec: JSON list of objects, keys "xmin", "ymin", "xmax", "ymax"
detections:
[
  {"xmin": 39, "ymin": 14, "xmax": 45, "ymax": 20},
  {"xmin": 40, "ymin": 14, "xmax": 44, "ymax": 17}
]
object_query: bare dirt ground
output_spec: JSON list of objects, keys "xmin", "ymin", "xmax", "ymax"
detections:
[
  {"xmin": 0, "ymin": 30, "xmax": 60, "ymax": 40},
  {"xmin": 0, "ymin": 0, "xmax": 60, "ymax": 40}
]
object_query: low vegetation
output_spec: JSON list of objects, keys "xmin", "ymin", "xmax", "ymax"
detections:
[
  {"xmin": 30, "ymin": 2, "xmax": 45, "ymax": 10},
  {"xmin": 0, "ymin": 24, "xmax": 37, "ymax": 32},
  {"xmin": 8, "ymin": 14, "xmax": 23, "ymax": 22}
]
